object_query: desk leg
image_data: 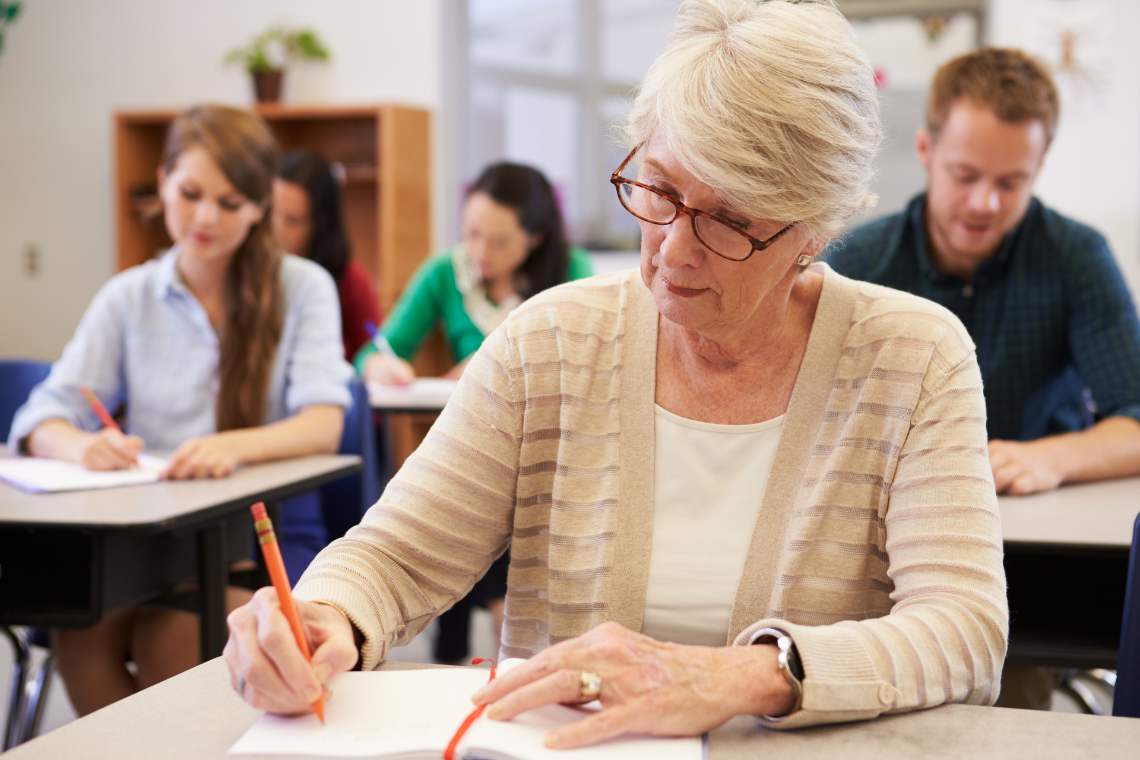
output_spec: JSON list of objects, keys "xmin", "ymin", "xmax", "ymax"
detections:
[{"xmin": 196, "ymin": 523, "xmax": 227, "ymax": 661}]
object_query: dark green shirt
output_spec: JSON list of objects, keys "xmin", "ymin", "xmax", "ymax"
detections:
[
  {"xmin": 355, "ymin": 247, "xmax": 594, "ymax": 372},
  {"xmin": 826, "ymin": 193, "xmax": 1140, "ymax": 440}
]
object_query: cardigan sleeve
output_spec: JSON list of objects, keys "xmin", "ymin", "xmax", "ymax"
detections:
[
  {"xmin": 735, "ymin": 342, "xmax": 1008, "ymax": 728},
  {"xmin": 295, "ymin": 317, "xmax": 525, "ymax": 670}
]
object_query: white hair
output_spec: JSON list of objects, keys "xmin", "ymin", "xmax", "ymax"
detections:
[{"xmin": 625, "ymin": 0, "xmax": 882, "ymax": 240}]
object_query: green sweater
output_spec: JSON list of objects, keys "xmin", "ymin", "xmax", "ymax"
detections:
[{"xmin": 354, "ymin": 246, "xmax": 594, "ymax": 372}]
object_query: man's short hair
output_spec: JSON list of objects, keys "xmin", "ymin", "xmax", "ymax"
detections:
[{"xmin": 926, "ymin": 47, "xmax": 1060, "ymax": 144}]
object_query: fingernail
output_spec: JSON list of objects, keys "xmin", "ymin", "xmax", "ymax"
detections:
[
  {"xmin": 471, "ymin": 686, "xmax": 487, "ymax": 704},
  {"xmin": 545, "ymin": 732, "xmax": 565, "ymax": 748},
  {"xmin": 485, "ymin": 704, "xmax": 503, "ymax": 720}
]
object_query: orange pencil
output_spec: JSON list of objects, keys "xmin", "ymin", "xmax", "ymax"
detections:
[
  {"xmin": 80, "ymin": 386, "xmax": 121, "ymax": 432},
  {"xmin": 250, "ymin": 501, "xmax": 326, "ymax": 723}
]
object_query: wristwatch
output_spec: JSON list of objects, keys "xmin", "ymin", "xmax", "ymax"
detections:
[{"xmin": 752, "ymin": 627, "xmax": 804, "ymax": 717}]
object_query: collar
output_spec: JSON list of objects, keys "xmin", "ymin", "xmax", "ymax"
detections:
[
  {"xmin": 152, "ymin": 247, "xmax": 191, "ymax": 300},
  {"xmin": 908, "ymin": 193, "xmax": 1027, "ymax": 286}
]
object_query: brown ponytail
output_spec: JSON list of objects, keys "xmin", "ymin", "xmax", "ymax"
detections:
[{"xmin": 161, "ymin": 104, "xmax": 283, "ymax": 431}]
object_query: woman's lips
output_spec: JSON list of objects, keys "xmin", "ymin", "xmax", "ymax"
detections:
[
  {"xmin": 191, "ymin": 231, "xmax": 214, "ymax": 245},
  {"xmin": 663, "ymin": 278, "xmax": 706, "ymax": 297}
]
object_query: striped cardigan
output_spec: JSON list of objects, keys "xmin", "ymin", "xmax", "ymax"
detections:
[{"xmin": 296, "ymin": 265, "xmax": 1008, "ymax": 728}]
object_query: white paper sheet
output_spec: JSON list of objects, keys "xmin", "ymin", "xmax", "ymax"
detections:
[
  {"xmin": 367, "ymin": 378, "xmax": 457, "ymax": 411},
  {"xmin": 230, "ymin": 665, "xmax": 703, "ymax": 760},
  {"xmin": 0, "ymin": 454, "xmax": 167, "ymax": 493}
]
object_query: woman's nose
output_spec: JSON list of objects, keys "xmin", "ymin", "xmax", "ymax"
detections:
[{"xmin": 657, "ymin": 212, "xmax": 706, "ymax": 267}]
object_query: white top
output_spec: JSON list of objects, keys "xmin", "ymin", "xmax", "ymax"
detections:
[{"xmin": 642, "ymin": 404, "xmax": 784, "ymax": 646}]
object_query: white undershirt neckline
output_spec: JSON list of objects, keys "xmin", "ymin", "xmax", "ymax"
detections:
[{"xmin": 641, "ymin": 403, "xmax": 785, "ymax": 646}]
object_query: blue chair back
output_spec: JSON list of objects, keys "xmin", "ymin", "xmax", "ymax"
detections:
[
  {"xmin": 0, "ymin": 360, "xmax": 51, "ymax": 438},
  {"xmin": 1115, "ymin": 512, "xmax": 1140, "ymax": 717},
  {"xmin": 319, "ymin": 377, "xmax": 380, "ymax": 542}
]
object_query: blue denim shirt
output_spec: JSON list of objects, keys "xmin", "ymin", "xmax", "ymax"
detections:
[
  {"xmin": 9, "ymin": 249, "xmax": 353, "ymax": 450},
  {"xmin": 825, "ymin": 194, "xmax": 1140, "ymax": 440}
]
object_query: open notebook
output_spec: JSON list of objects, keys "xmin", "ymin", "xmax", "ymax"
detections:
[
  {"xmin": 0, "ymin": 454, "xmax": 167, "ymax": 493},
  {"xmin": 366, "ymin": 378, "xmax": 457, "ymax": 411},
  {"xmin": 229, "ymin": 663, "xmax": 703, "ymax": 759}
]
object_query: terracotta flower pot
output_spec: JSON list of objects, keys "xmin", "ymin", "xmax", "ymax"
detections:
[{"xmin": 252, "ymin": 69, "xmax": 284, "ymax": 103}]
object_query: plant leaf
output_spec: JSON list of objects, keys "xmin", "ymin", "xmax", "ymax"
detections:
[{"xmin": 7, "ymin": 2, "xmax": 20, "ymax": 22}]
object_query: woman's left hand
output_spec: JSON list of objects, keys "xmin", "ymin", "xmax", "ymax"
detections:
[
  {"xmin": 164, "ymin": 432, "xmax": 245, "ymax": 479},
  {"xmin": 470, "ymin": 621, "xmax": 793, "ymax": 749}
]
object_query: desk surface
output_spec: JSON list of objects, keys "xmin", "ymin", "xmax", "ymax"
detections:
[
  {"xmin": 0, "ymin": 454, "xmax": 361, "ymax": 530},
  {"xmin": 368, "ymin": 378, "xmax": 456, "ymax": 412},
  {"xmin": 999, "ymin": 476, "xmax": 1140, "ymax": 549},
  {"xmin": 7, "ymin": 658, "xmax": 1139, "ymax": 760}
]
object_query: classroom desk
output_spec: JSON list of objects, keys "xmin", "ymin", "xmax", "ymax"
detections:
[
  {"xmin": 0, "ymin": 453, "xmax": 360, "ymax": 660},
  {"xmin": 6, "ymin": 657, "xmax": 1140, "ymax": 759},
  {"xmin": 999, "ymin": 476, "xmax": 1140, "ymax": 668}
]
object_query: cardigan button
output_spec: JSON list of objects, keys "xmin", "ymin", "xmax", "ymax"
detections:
[{"xmin": 878, "ymin": 683, "xmax": 897, "ymax": 706}]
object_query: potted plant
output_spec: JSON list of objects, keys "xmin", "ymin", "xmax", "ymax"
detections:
[
  {"xmin": 224, "ymin": 26, "xmax": 330, "ymax": 103},
  {"xmin": 0, "ymin": 0, "xmax": 22, "ymax": 58}
]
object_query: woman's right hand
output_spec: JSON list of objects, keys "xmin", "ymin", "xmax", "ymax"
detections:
[
  {"xmin": 224, "ymin": 587, "xmax": 360, "ymax": 714},
  {"xmin": 79, "ymin": 428, "xmax": 144, "ymax": 470},
  {"xmin": 363, "ymin": 353, "xmax": 416, "ymax": 386}
]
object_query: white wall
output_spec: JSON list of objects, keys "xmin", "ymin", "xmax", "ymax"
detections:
[
  {"xmin": 989, "ymin": 0, "xmax": 1140, "ymax": 293},
  {"xmin": 0, "ymin": 0, "xmax": 442, "ymax": 360}
]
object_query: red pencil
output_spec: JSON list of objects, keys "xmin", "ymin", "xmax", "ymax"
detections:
[
  {"xmin": 80, "ymin": 386, "xmax": 121, "ymax": 432},
  {"xmin": 250, "ymin": 502, "xmax": 327, "ymax": 723}
]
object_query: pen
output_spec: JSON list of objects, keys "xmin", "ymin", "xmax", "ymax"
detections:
[
  {"xmin": 80, "ymin": 386, "xmax": 121, "ymax": 433},
  {"xmin": 363, "ymin": 320, "xmax": 398, "ymax": 357},
  {"xmin": 250, "ymin": 501, "xmax": 327, "ymax": 724}
]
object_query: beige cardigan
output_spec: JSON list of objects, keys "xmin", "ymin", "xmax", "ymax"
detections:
[{"xmin": 296, "ymin": 265, "xmax": 1008, "ymax": 728}]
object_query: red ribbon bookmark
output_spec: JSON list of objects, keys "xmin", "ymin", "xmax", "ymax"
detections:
[{"xmin": 443, "ymin": 658, "xmax": 497, "ymax": 760}]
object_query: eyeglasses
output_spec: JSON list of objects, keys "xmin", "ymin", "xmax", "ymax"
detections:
[{"xmin": 609, "ymin": 143, "xmax": 796, "ymax": 262}]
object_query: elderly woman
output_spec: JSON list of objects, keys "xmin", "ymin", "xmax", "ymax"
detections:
[{"xmin": 225, "ymin": 0, "xmax": 1007, "ymax": 746}]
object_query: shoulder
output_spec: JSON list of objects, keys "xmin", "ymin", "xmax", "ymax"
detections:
[
  {"xmin": 827, "ymin": 267, "xmax": 976, "ymax": 373},
  {"xmin": 279, "ymin": 253, "xmax": 339, "ymax": 306},
  {"xmin": 339, "ymin": 259, "xmax": 376, "ymax": 295},
  {"xmin": 566, "ymin": 246, "xmax": 595, "ymax": 278},
  {"xmin": 505, "ymin": 269, "xmax": 638, "ymax": 343},
  {"xmin": 824, "ymin": 199, "xmax": 917, "ymax": 281},
  {"xmin": 87, "ymin": 254, "xmax": 169, "ymax": 315},
  {"xmin": 1027, "ymin": 200, "xmax": 1116, "ymax": 272}
]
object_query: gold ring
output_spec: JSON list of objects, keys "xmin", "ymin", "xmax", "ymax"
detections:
[{"xmin": 578, "ymin": 670, "xmax": 602, "ymax": 701}]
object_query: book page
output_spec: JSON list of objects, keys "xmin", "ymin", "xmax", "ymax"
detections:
[
  {"xmin": 366, "ymin": 378, "xmax": 458, "ymax": 411},
  {"xmin": 229, "ymin": 668, "xmax": 490, "ymax": 757},
  {"xmin": 0, "ymin": 454, "xmax": 167, "ymax": 493},
  {"xmin": 230, "ymin": 663, "xmax": 703, "ymax": 760}
]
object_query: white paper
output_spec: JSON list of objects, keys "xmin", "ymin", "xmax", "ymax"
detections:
[
  {"xmin": 0, "ymin": 454, "xmax": 167, "ymax": 493},
  {"xmin": 229, "ymin": 664, "xmax": 702, "ymax": 760},
  {"xmin": 367, "ymin": 378, "xmax": 457, "ymax": 411}
]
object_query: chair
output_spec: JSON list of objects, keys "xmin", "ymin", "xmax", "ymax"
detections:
[
  {"xmin": 319, "ymin": 377, "xmax": 381, "ymax": 542},
  {"xmin": 1, "ymin": 360, "xmax": 54, "ymax": 749},
  {"xmin": 1113, "ymin": 512, "xmax": 1140, "ymax": 717}
]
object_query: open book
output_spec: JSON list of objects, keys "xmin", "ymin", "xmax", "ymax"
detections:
[
  {"xmin": 366, "ymin": 378, "xmax": 457, "ymax": 411},
  {"xmin": 229, "ymin": 662, "xmax": 703, "ymax": 759},
  {"xmin": 0, "ymin": 454, "xmax": 167, "ymax": 493}
]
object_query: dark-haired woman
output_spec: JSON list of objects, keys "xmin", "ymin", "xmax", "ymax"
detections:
[
  {"xmin": 355, "ymin": 162, "xmax": 592, "ymax": 663},
  {"xmin": 7, "ymin": 105, "xmax": 352, "ymax": 715},
  {"xmin": 357, "ymin": 162, "xmax": 592, "ymax": 385},
  {"xmin": 273, "ymin": 150, "xmax": 381, "ymax": 359}
]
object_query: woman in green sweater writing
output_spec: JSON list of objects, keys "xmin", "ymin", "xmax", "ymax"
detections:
[
  {"xmin": 356, "ymin": 161, "xmax": 593, "ymax": 663},
  {"xmin": 357, "ymin": 162, "xmax": 593, "ymax": 385}
]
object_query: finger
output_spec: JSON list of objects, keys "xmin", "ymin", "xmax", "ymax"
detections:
[
  {"xmin": 227, "ymin": 606, "xmax": 294, "ymax": 712},
  {"xmin": 106, "ymin": 430, "xmax": 141, "ymax": 464},
  {"xmin": 546, "ymin": 700, "xmax": 647, "ymax": 750},
  {"xmin": 992, "ymin": 461, "xmax": 1022, "ymax": 493},
  {"xmin": 256, "ymin": 596, "xmax": 323, "ymax": 704},
  {"xmin": 473, "ymin": 645, "xmax": 578, "ymax": 705},
  {"xmin": 1008, "ymin": 472, "xmax": 1039, "ymax": 496},
  {"xmin": 486, "ymin": 669, "xmax": 580, "ymax": 721}
]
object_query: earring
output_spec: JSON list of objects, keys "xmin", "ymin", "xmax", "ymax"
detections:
[{"xmin": 795, "ymin": 253, "xmax": 814, "ymax": 267}]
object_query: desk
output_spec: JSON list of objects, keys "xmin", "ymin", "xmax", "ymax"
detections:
[
  {"xmin": 999, "ymin": 477, "xmax": 1140, "ymax": 668},
  {"xmin": 6, "ymin": 658, "xmax": 1140, "ymax": 759},
  {"xmin": 0, "ymin": 454, "xmax": 360, "ymax": 659},
  {"xmin": 369, "ymin": 379, "xmax": 455, "ymax": 471}
]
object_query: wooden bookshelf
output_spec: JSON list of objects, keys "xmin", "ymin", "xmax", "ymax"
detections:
[
  {"xmin": 113, "ymin": 104, "xmax": 431, "ymax": 317},
  {"xmin": 114, "ymin": 103, "xmax": 443, "ymax": 470}
]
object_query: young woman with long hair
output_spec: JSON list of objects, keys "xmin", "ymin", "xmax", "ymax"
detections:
[{"xmin": 8, "ymin": 104, "xmax": 352, "ymax": 715}]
